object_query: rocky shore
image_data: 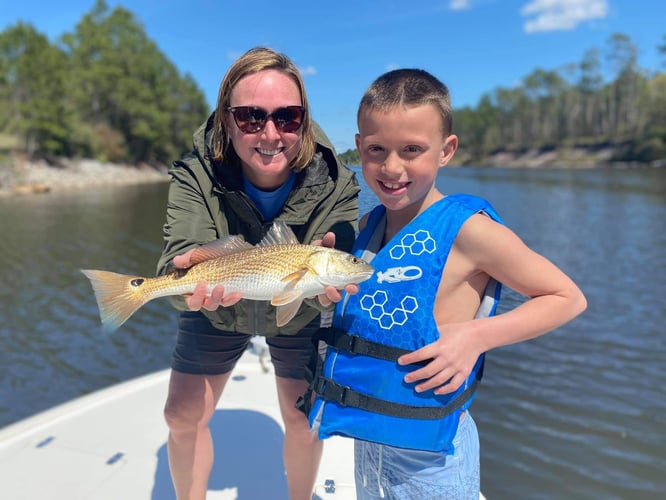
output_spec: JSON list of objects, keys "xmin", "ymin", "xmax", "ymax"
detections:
[
  {"xmin": 1, "ymin": 146, "xmax": 660, "ymax": 198},
  {"xmin": 0, "ymin": 157, "xmax": 169, "ymax": 197}
]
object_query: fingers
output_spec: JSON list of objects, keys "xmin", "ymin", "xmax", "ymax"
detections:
[
  {"xmin": 318, "ymin": 286, "xmax": 341, "ymax": 307},
  {"xmin": 317, "ymin": 282, "xmax": 360, "ymax": 307},
  {"xmin": 220, "ymin": 291, "xmax": 243, "ymax": 307},
  {"xmin": 398, "ymin": 344, "xmax": 433, "ymax": 367},
  {"xmin": 172, "ymin": 249, "xmax": 195, "ymax": 269},
  {"xmin": 404, "ymin": 362, "xmax": 465, "ymax": 394},
  {"xmin": 313, "ymin": 232, "xmax": 336, "ymax": 249},
  {"xmin": 321, "ymin": 232, "xmax": 336, "ymax": 249},
  {"xmin": 399, "ymin": 347, "xmax": 467, "ymax": 395},
  {"xmin": 184, "ymin": 282, "xmax": 243, "ymax": 311},
  {"xmin": 206, "ymin": 284, "xmax": 226, "ymax": 310},
  {"xmin": 184, "ymin": 281, "xmax": 208, "ymax": 310}
]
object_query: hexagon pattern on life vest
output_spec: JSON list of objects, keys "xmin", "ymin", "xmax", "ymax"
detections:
[{"xmin": 358, "ymin": 229, "xmax": 442, "ymax": 346}]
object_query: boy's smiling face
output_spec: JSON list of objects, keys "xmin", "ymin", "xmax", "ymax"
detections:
[{"xmin": 355, "ymin": 104, "xmax": 458, "ymax": 219}]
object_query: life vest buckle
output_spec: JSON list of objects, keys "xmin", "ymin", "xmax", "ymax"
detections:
[
  {"xmin": 315, "ymin": 377, "xmax": 352, "ymax": 406},
  {"xmin": 338, "ymin": 333, "xmax": 359, "ymax": 353}
]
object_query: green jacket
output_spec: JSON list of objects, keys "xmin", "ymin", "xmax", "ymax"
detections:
[{"xmin": 156, "ymin": 113, "xmax": 360, "ymax": 336}]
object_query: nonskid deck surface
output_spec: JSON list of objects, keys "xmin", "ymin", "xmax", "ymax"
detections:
[{"xmin": 0, "ymin": 344, "xmax": 355, "ymax": 499}]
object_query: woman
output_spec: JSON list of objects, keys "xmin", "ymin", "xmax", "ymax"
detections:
[{"xmin": 156, "ymin": 47, "xmax": 360, "ymax": 499}]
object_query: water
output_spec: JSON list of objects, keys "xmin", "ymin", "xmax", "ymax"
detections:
[{"xmin": 1, "ymin": 167, "xmax": 664, "ymax": 498}]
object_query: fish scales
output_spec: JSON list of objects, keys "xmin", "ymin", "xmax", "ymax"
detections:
[
  {"xmin": 82, "ymin": 221, "xmax": 374, "ymax": 332},
  {"xmin": 154, "ymin": 245, "xmax": 326, "ymax": 300}
]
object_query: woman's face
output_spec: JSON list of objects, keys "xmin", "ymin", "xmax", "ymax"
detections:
[{"xmin": 227, "ymin": 69, "xmax": 303, "ymax": 189}]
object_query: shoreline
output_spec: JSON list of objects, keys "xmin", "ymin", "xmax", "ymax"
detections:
[
  {"xmin": 0, "ymin": 158, "xmax": 169, "ymax": 197},
  {"xmin": 2, "ymin": 151, "xmax": 661, "ymax": 198}
]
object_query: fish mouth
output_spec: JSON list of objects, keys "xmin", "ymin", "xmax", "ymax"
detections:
[{"xmin": 325, "ymin": 271, "xmax": 374, "ymax": 288}]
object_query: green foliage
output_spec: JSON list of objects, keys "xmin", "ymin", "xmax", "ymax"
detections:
[
  {"xmin": 338, "ymin": 148, "xmax": 360, "ymax": 166},
  {"xmin": 452, "ymin": 32, "xmax": 666, "ymax": 164},
  {"xmin": 0, "ymin": 0, "xmax": 208, "ymax": 164},
  {"xmin": 0, "ymin": 4, "xmax": 663, "ymax": 166}
]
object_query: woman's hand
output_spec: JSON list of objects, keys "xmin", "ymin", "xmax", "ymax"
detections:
[
  {"xmin": 172, "ymin": 249, "xmax": 243, "ymax": 311},
  {"xmin": 313, "ymin": 232, "xmax": 359, "ymax": 307}
]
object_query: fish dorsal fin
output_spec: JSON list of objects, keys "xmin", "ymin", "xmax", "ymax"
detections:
[
  {"xmin": 259, "ymin": 221, "xmax": 299, "ymax": 247},
  {"xmin": 189, "ymin": 236, "xmax": 253, "ymax": 266}
]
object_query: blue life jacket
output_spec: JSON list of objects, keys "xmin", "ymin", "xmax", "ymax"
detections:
[{"xmin": 308, "ymin": 194, "xmax": 503, "ymax": 453}]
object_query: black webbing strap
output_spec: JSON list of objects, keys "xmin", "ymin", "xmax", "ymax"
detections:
[
  {"xmin": 313, "ymin": 373, "xmax": 480, "ymax": 420},
  {"xmin": 319, "ymin": 327, "xmax": 420, "ymax": 363}
]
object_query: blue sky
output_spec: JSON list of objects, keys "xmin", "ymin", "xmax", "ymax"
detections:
[{"xmin": 3, "ymin": 0, "xmax": 664, "ymax": 152}]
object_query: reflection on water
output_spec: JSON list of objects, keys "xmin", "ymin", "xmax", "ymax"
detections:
[
  {"xmin": 0, "ymin": 183, "xmax": 178, "ymax": 427},
  {"xmin": 1, "ymin": 167, "xmax": 664, "ymax": 498}
]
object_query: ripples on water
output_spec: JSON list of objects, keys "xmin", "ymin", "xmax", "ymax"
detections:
[
  {"xmin": 0, "ymin": 183, "xmax": 178, "ymax": 429},
  {"xmin": 1, "ymin": 168, "xmax": 664, "ymax": 498}
]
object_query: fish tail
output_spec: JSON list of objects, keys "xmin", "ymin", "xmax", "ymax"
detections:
[{"xmin": 81, "ymin": 269, "xmax": 152, "ymax": 332}]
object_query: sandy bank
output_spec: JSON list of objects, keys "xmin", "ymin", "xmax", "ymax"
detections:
[{"xmin": 0, "ymin": 158, "xmax": 169, "ymax": 197}]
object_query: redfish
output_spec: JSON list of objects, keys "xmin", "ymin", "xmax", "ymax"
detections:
[{"xmin": 82, "ymin": 221, "xmax": 373, "ymax": 332}]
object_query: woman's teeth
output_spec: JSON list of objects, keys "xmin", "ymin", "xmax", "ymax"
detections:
[{"xmin": 258, "ymin": 148, "xmax": 281, "ymax": 155}]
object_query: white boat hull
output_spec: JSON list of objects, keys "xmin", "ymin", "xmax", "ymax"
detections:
[{"xmin": 0, "ymin": 347, "xmax": 355, "ymax": 499}]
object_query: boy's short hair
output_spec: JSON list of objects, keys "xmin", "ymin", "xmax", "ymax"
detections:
[{"xmin": 357, "ymin": 69, "xmax": 453, "ymax": 136}]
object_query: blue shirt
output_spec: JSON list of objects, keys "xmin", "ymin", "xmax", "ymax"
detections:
[{"xmin": 242, "ymin": 172, "xmax": 296, "ymax": 221}]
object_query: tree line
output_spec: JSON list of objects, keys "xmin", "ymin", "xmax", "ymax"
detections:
[
  {"xmin": 340, "ymin": 33, "xmax": 665, "ymax": 166},
  {"xmin": 0, "ymin": 0, "xmax": 209, "ymax": 165},
  {"xmin": 1, "ymin": 1, "xmax": 664, "ymax": 167}
]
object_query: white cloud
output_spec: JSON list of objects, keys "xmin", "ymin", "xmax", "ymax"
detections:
[
  {"xmin": 450, "ymin": 0, "xmax": 471, "ymax": 10},
  {"xmin": 521, "ymin": 0, "xmax": 608, "ymax": 33},
  {"xmin": 299, "ymin": 65, "xmax": 317, "ymax": 76}
]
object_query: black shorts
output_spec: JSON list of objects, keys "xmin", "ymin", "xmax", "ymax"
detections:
[{"xmin": 171, "ymin": 311, "xmax": 319, "ymax": 379}]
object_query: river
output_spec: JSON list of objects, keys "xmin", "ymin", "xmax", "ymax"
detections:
[{"xmin": 1, "ymin": 166, "xmax": 664, "ymax": 499}]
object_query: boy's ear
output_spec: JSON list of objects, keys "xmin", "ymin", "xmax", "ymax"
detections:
[
  {"xmin": 439, "ymin": 134, "xmax": 458, "ymax": 166},
  {"xmin": 355, "ymin": 133, "xmax": 361, "ymax": 152}
]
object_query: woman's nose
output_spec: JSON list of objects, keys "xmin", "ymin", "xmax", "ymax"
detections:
[{"xmin": 260, "ymin": 118, "xmax": 281, "ymax": 140}]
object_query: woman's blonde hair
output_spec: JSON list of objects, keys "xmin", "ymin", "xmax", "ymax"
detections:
[{"xmin": 211, "ymin": 47, "xmax": 315, "ymax": 172}]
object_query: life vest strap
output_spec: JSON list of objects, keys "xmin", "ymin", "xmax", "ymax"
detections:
[
  {"xmin": 319, "ymin": 327, "xmax": 423, "ymax": 363},
  {"xmin": 313, "ymin": 374, "xmax": 479, "ymax": 420}
]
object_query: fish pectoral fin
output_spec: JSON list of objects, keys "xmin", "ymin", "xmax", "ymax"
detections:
[
  {"xmin": 275, "ymin": 298, "xmax": 304, "ymax": 327},
  {"xmin": 280, "ymin": 265, "xmax": 317, "ymax": 288},
  {"xmin": 271, "ymin": 289, "xmax": 303, "ymax": 306}
]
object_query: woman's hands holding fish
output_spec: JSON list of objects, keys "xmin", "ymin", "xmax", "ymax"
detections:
[
  {"xmin": 172, "ymin": 249, "xmax": 243, "ymax": 311},
  {"xmin": 314, "ymin": 232, "xmax": 360, "ymax": 307}
]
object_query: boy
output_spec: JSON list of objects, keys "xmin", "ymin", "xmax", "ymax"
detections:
[{"xmin": 307, "ymin": 69, "xmax": 587, "ymax": 499}]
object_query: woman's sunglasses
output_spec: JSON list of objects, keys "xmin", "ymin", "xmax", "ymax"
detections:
[{"xmin": 227, "ymin": 105, "xmax": 305, "ymax": 134}]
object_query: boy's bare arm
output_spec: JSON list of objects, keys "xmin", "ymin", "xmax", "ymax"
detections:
[{"xmin": 399, "ymin": 214, "xmax": 587, "ymax": 395}]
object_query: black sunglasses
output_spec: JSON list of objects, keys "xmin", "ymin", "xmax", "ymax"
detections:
[{"xmin": 227, "ymin": 105, "xmax": 305, "ymax": 134}]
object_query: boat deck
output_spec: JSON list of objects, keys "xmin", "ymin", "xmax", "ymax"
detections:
[{"xmin": 0, "ymin": 346, "xmax": 354, "ymax": 499}]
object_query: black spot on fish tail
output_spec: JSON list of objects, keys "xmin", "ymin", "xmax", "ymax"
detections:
[{"xmin": 130, "ymin": 278, "xmax": 144, "ymax": 287}]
